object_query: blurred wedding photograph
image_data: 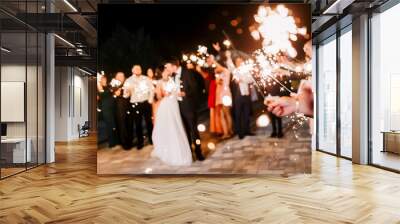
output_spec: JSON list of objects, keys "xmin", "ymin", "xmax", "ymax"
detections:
[{"xmin": 96, "ymin": 3, "xmax": 312, "ymax": 175}]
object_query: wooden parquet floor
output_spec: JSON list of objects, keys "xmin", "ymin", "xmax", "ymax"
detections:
[{"xmin": 1, "ymin": 136, "xmax": 400, "ymax": 223}]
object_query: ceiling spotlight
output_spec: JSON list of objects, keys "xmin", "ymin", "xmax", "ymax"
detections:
[
  {"xmin": 54, "ymin": 34, "xmax": 75, "ymax": 48},
  {"xmin": 1, "ymin": 47, "xmax": 11, "ymax": 53},
  {"xmin": 78, "ymin": 67, "xmax": 93, "ymax": 76},
  {"xmin": 63, "ymin": 0, "xmax": 78, "ymax": 12}
]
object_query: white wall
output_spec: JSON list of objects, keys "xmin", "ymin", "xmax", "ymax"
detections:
[
  {"xmin": 1, "ymin": 65, "xmax": 41, "ymax": 137},
  {"xmin": 1, "ymin": 63, "xmax": 45, "ymax": 163},
  {"xmin": 55, "ymin": 66, "xmax": 89, "ymax": 141}
]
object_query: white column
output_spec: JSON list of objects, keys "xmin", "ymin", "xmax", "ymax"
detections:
[
  {"xmin": 45, "ymin": 0, "xmax": 55, "ymax": 163},
  {"xmin": 352, "ymin": 14, "xmax": 369, "ymax": 164}
]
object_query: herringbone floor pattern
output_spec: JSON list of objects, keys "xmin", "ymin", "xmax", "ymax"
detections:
[{"xmin": 1, "ymin": 136, "xmax": 400, "ymax": 223}]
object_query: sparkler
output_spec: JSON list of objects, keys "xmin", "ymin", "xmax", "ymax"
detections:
[
  {"xmin": 230, "ymin": 4, "xmax": 311, "ymax": 135},
  {"xmin": 110, "ymin": 78, "xmax": 122, "ymax": 88},
  {"xmin": 252, "ymin": 5, "xmax": 307, "ymax": 58},
  {"xmin": 182, "ymin": 45, "xmax": 214, "ymax": 68},
  {"xmin": 234, "ymin": 4, "xmax": 311, "ymax": 98},
  {"xmin": 223, "ymin": 39, "xmax": 231, "ymax": 48}
]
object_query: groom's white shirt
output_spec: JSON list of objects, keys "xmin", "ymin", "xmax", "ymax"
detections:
[
  {"xmin": 174, "ymin": 66, "xmax": 183, "ymax": 101},
  {"xmin": 124, "ymin": 74, "xmax": 155, "ymax": 104}
]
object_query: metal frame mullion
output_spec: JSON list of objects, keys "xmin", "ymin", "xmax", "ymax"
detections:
[
  {"xmin": 24, "ymin": 0, "xmax": 28, "ymax": 171},
  {"xmin": 315, "ymin": 44, "xmax": 320, "ymax": 151},
  {"xmin": 336, "ymin": 26, "xmax": 341, "ymax": 157},
  {"xmin": 36, "ymin": 0, "xmax": 39, "ymax": 168},
  {"xmin": 0, "ymin": 18, "xmax": 2, "ymax": 179},
  {"xmin": 367, "ymin": 10, "xmax": 373, "ymax": 166}
]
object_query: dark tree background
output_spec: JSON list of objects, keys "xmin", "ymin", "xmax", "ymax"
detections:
[
  {"xmin": 98, "ymin": 4, "xmax": 311, "ymax": 78},
  {"xmin": 99, "ymin": 25, "xmax": 159, "ymax": 76}
]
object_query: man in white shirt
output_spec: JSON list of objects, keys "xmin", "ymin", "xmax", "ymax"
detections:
[
  {"xmin": 226, "ymin": 53, "xmax": 255, "ymax": 139},
  {"xmin": 124, "ymin": 65, "xmax": 154, "ymax": 149}
]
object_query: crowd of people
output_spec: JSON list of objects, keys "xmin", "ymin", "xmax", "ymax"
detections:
[{"xmin": 97, "ymin": 41, "xmax": 312, "ymax": 166}]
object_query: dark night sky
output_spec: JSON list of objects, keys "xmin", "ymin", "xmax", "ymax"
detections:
[{"xmin": 98, "ymin": 4, "xmax": 311, "ymax": 71}]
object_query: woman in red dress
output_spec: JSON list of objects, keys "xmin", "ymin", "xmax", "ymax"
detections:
[{"xmin": 196, "ymin": 55, "xmax": 222, "ymax": 135}]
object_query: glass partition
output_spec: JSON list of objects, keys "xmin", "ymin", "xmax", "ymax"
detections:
[
  {"xmin": 0, "ymin": 1, "xmax": 46, "ymax": 179},
  {"xmin": 1, "ymin": 31, "xmax": 28, "ymax": 177}
]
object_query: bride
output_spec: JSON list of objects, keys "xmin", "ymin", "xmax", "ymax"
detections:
[{"xmin": 151, "ymin": 67, "xmax": 193, "ymax": 166}]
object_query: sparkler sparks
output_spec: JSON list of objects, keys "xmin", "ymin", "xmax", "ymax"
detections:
[
  {"xmin": 223, "ymin": 39, "xmax": 231, "ymax": 48},
  {"xmin": 182, "ymin": 45, "xmax": 211, "ymax": 68},
  {"xmin": 110, "ymin": 78, "xmax": 122, "ymax": 88},
  {"xmin": 229, "ymin": 4, "xmax": 311, "ymax": 134},
  {"xmin": 253, "ymin": 4, "xmax": 307, "ymax": 58}
]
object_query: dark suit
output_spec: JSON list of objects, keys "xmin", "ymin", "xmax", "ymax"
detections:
[
  {"xmin": 115, "ymin": 94, "xmax": 133, "ymax": 149},
  {"xmin": 98, "ymin": 88, "xmax": 118, "ymax": 147},
  {"xmin": 176, "ymin": 67, "xmax": 204, "ymax": 160},
  {"xmin": 230, "ymin": 80, "xmax": 251, "ymax": 139}
]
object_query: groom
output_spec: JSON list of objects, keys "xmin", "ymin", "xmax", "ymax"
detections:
[{"xmin": 165, "ymin": 58, "xmax": 205, "ymax": 161}]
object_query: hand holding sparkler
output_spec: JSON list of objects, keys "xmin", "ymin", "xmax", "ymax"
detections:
[
  {"xmin": 265, "ymin": 96, "xmax": 297, "ymax": 117},
  {"xmin": 264, "ymin": 81, "xmax": 313, "ymax": 118},
  {"xmin": 212, "ymin": 42, "xmax": 221, "ymax": 52}
]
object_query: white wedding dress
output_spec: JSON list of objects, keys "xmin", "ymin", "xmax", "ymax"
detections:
[{"xmin": 151, "ymin": 78, "xmax": 193, "ymax": 166}]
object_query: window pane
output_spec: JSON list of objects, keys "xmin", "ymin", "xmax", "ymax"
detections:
[
  {"xmin": 371, "ymin": 3, "xmax": 400, "ymax": 171},
  {"xmin": 317, "ymin": 37, "xmax": 337, "ymax": 154},
  {"xmin": 340, "ymin": 29, "xmax": 352, "ymax": 158}
]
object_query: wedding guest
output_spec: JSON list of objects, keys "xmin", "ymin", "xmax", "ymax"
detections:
[
  {"xmin": 97, "ymin": 75, "xmax": 118, "ymax": 147},
  {"xmin": 124, "ymin": 65, "xmax": 154, "ymax": 150},
  {"xmin": 113, "ymin": 72, "xmax": 133, "ymax": 149},
  {"xmin": 196, "ymin": 55, "xmax": 223, "ymax": 136},
  {"xmin": 148, "ymin": 67, "xmax": 160, "ymax": 123},
  {"xmin": 147, "ymin": 68, "xmax": 155, "ymax": 80},
  {"xmin": 215, "ymin": 63, "xmax": 233, "ymax": 139},
  {"xmin": 226, "ymin": 54, "xmax": 255, "ymax": 139},
  {"xmin": 186, "ymin": 62, "xmax": 195, "ymax": 70}
]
